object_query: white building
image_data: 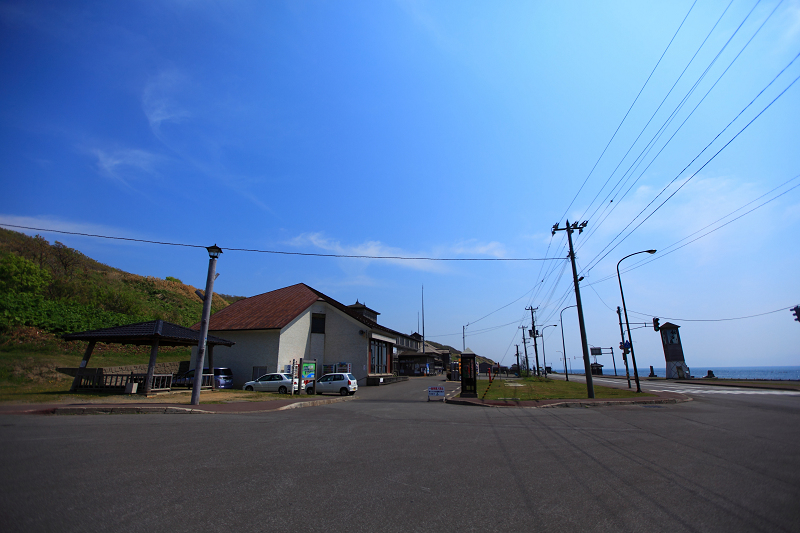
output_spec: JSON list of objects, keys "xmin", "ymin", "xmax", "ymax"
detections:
[{"xmin": 192, "ymin": 283, "xmax": 417, "ymax": 388}]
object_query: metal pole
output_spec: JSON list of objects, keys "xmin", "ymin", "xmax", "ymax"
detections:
[
  {"xmin": 540, "ymin": 325, "xmax": 556, "ymax": 377},
  {"xmin": 560, "ymin": 305, "xmax": 575, "ymax": 381},
  {"xmin": 617, "ymin": 306, "xmax": 631, "ymax": 388},
  {"xmin": 610, "ymin": 347, "xmax": 617, "ymax": 376},
  {"xmin": 616, "ymin": 249, "xmax": 655, "ymax": 393},
  {"xmin": 520, "ymin": 327, "xmax": 530, "ymax": 376},
  {"xmin": 191, "ymin": 251, "xmax": 219, "ymax": 406}
]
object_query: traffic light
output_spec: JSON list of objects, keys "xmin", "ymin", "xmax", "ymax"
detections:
[
  {"xmin": 653, "ymin": 317, "xmax": 660, "ymax": 331},
  {"xmin": 619, "ymin": 342, "xmax": 624, "ymax": 351},
  {"xmin": 792, "ymin": 306, "xmax": 800, "ymax": 322}
]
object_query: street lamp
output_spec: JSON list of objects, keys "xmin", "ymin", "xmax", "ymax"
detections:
[
  {"xmin": 539, "ymin": 324, "xmax": 557, "ymax": 376},
  {"xmin": 559, "ymin": 305, "xmax": 576, "ymax": 381},
  {"xmin": 617, "ymin": 249, "xmax": 656, "ymax": 393},
  {"xmin": 191, "ymin": 244, "xmax": 223, "ymax": 405}
]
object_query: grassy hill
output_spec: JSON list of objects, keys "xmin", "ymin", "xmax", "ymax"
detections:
[
  {"xmin": 0, "ymin": 228, "xmax": 247, "ymax": 400},
  {"xmin": 0, "ymin": 227, "xmax": 234, "ymax": 334}
]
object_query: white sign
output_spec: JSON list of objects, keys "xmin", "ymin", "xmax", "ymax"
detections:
[{"xmin": 428, "ymin": 385, "xmax": 445, "ymax": 398}]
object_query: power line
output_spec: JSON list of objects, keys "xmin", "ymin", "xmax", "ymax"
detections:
[
  {"xmin": 577, "ymin": 0, "xmax": 736, "ymax": 226},
  {"xmin": 577, "ymin": 0, "xmax": 780, "ymax": 253},
  {"xmin": 558, "ymin": 0, "xmax": 698, "ymax": 221},
  {"xmin": 628, "ymin": 306, "xmax": 793, "ymax": 322},
  {"xmin": 0, "ymin": 223, "xmax": 563, "ymax": 262},
  {"xmin": 582, "ymin": 172, "xmax": 800, "ymax": 288},
  {"xmin": 582, "ymin": 62, "xmax": 800, "ymax": 274}
]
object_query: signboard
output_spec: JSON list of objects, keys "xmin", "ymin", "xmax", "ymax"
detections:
[
  {"xmin": 428, "ymin": 385, "xmax": 445, "ymax": 401},
  {"xmin": 301, "ymin": 362, "xmax": 316, "ymax": 381},
  {"xmin": 590, "ymin": 347, "xmax": 602, "ymax": 356}
]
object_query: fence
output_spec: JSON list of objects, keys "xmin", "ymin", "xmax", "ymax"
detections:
[{"xmin": 74, "ymin": 370, "xmax": 173, "ymax": 393}]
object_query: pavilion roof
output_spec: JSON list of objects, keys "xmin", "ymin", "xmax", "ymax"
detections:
[{"xmin": 62, "ymin": 320, "xmax": 235, "ymax": 347}]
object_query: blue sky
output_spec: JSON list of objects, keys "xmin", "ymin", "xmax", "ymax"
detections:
[{"xmin": 2, "ymin": 0, "xmax": 799, "ymax": 371}]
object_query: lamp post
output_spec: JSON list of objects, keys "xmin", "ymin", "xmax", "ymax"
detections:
[
  {"xmin": 539, "ymin": 324, "xmax": 557, "ymax": 376},
  {"xmin": 617, "ymin": 249, "xmax": 656, "ymax": 393},
  {"xmin": 191, "ymin": 244, "xmax": 222, "ymax": 406},
  {"xmin": 559, "ymin": 305, "xmax": 576, "ymax": 381}
]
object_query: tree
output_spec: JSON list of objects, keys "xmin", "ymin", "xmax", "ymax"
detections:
[{"xmin": 0, "ymin": 253, "xmax": 52, "ymax": 295}]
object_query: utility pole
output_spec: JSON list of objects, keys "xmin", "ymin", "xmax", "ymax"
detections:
[
  {"xmin": 552, "ymin": 220, "xmax": 594, "ymax": 398},
  {"xmin": 525, "ymin": 306, "xmax": 541, "ymax": 376},
  {"xmin": 462, "ymin": 324, "xmax": 468, "ymax": 353},
  {"xmin": 520, "ymin": 326, "xmax": 530, "ymax": 376},
  {"xmin": 515, "ymin": 345, "xmax": 520, "ymax": 376},
  {"xmin": 617, "ymin": 306, "xmax": 631, "ymax": 388}
]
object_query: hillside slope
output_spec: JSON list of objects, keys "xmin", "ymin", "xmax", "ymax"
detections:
[{"xmin": 0, "ymin": 228, "xmax": 234, "ymax": 334}]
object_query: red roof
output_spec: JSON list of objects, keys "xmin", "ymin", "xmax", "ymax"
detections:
[
  {"xmin": 194, "ymin": 283, "xmax": 405, "ymax": 336},
  {"xmin": 196, "ymin": 283, "xmax": 320, "ymax": 331}
]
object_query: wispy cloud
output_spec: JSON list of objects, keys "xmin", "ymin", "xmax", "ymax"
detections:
[
  {"xmin": 142, "ymin": 70, "xmax": 191, "ymax": 134},
  {"xmin": 0, "ymin": 214, "xmax": 141, "ymax": 243},
  {"xmin": 288, "ymin": 232, "xmax": 511, "ymax": 274},
  {"xmin": 91, "ymin": 147, "xmax": 163, "ymax": 188}
]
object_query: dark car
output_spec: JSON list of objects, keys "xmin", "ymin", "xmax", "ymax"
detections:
[{"xmin": 173, "ymin": 368, "xmax": 233, "ymax": 389}]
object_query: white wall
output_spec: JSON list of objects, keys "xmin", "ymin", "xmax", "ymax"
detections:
[
  {"xmin": 192, "ymin": 329, "xmax": 281, "ymax": 388},
  {"xmin": 320, "ymin": 302, "xmax": 370, "ymax": 383}
]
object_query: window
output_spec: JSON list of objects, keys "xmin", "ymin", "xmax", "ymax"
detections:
[
  {"xmin": 311, "ymin": 313, "xmax": 326, "ymax": 334},
  {"xmin": 370, "ymin": 339, "xmax": 388, "ymax": 374}
]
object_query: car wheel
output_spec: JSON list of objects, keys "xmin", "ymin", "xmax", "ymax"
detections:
[
  {"xmin": 245, "ymin": 385, "xmax": 253, "ymax": 391},
  {"xmin": 306, "ymin": 387, "xmax": 314, "ymax": 395},
  {"xmin": 339, "ymin": 388, "xmax": 348, "ymax": 396},
  {"xmin": 278, "ymin": 385, "xmax": 288, "ymax": 394}
]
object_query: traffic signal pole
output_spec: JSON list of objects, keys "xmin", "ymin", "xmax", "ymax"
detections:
[{"xmin": 617, "ymin": 306, "xmax": 631, "ymax": 389}]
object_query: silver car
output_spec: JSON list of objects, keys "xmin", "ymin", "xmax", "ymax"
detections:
[
  {"xmin": 243, "ymin": 373, "xmax": 298, "ymax": 394},
  {"xmin": 309, "ymin": 373, "xmax": 358, "ymax": 396}
]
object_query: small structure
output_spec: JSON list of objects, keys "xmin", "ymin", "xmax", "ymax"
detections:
[
  {"xmin": 460, "ymin": 348, "xmax": 477, "ymax": 398},
  {"xmin": 63, "ymin": 320, "xmax": 234, "ymax": 394},
  {"xmin": 657, "ymin": 322, "xmax": 690, "ymax": 379},
  {"xmin": 590, "ymin": 363, "xmax": 604, "ymax": 375}
]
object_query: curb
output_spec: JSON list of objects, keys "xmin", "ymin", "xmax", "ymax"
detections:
[
  {"xmin": 44, "ymin": 395, "xmax": 355, "ymax": 416},
  {"xmin": 445, "ymin": 394, "xmax": 691, "ymax": 409}
]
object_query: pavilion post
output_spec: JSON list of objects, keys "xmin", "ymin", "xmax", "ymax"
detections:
[
  {"xmin": 70, "ymin": 341, "xmax": 96, "ymax": 392},
  {"xmin": 144, "ymin": 339, "xmax": 160, "ymax": 395}
]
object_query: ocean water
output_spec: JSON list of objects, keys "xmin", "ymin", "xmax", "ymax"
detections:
[
  {"xmin": 646, "ymin": 366, "xmax": 800, "ymax": 380},
  {"xmin": 557, "ymin": 366, "xmax": 800, "ymax": 380}
]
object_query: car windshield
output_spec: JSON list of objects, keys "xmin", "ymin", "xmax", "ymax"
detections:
[
  {"xmin": 215, "ymin": 368, "xmax": 232, "ymax": 376},
  {"xmin": 347, "ymin": 374, "xmax": 356, "ymax": 381}
]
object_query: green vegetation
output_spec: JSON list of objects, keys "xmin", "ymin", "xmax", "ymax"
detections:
[
  {"xmin": 0, "ymin": 227, "xmax": 239, "ymax": 333},
  {"xmin": 0, "ymin": 228, "xmax": 250, "ymax": 402},
  {"xmin": 0, "ymin": 326, "xmax": 191, "ymax": 402},
  {"xmin": 478, "ymin": 376, "xmax": 651, "ymax": 401}
]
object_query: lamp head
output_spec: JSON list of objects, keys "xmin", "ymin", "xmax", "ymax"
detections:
[
  {"xmin": 206, "ymin": 244, "xmax": 223, "ymax": 259},
  {"xmin": 646, "ymin": 249, "xmax": 656, "ymax": 254}
]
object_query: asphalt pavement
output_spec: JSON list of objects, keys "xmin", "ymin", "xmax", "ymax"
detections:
[{"xmin": 1, "ymin": 374, "xmax": 798, "ymax": 532}]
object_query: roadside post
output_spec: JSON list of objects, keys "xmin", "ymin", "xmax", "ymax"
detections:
[{"xmin": 428, "ymin": 385, "xmax": 445, "ymax": 402}]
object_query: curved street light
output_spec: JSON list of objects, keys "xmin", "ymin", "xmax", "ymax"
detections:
[
  {"xmin": 559, "ymin": 305, "xmax": 576, "ymax": 381},
  {"xmin": 617, "ymin": 249, "xmax": 656, "ymax": 393},
  {"xmin": 539, "ymin": 324, "xmax": 557, "ymax": 376}
]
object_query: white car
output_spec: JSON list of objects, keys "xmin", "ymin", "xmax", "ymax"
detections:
[
  {"xmin": 308, "ymin": 373, "xmax": 358, "ymax": 396},
  {"xmin": 243, "ymin": 373, "xmax": 298, "ymax": 394}
]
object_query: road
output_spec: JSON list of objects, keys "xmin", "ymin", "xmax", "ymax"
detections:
[{"xmin": 1, "ymin": 375, "xmax": 798, "ymax": 532}]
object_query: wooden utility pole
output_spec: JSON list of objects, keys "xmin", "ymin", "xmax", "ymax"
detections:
[
  {"xmin": 552, "ymin": 221, "xmax": 594, "ymax": 398},
  {"xmin": 526, "ymin": 306, "xmax": 541, "ymax": 376}
]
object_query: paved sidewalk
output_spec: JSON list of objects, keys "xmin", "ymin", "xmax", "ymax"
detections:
[{"xmin": 0, "ymin": 395, "xmax": 355, "ymax": 416}]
